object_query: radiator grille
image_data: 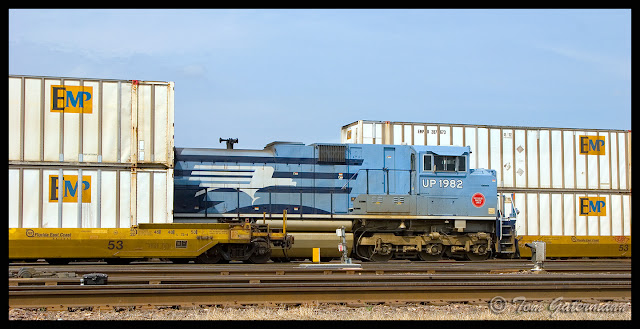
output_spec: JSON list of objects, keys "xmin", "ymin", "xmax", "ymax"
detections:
[{"xmin": 318, "ymin": 145, "xmax": 346, "ymax": 164}]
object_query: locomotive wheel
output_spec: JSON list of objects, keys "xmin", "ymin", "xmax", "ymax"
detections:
[
  {"xmin": 464, "ymin": 252, "xmax": 490, "ymax": 261},
  {"xmin": 418, "ymin": 244, "xmax": 444, "ymax": 261},
  {"xmin": 370, "ymin": 251, "xmax": 393, "ymax": 262},
  {"xmin": 356, "ymin": 244, "xmax": 373, "ymax": 260},
  {"xmin": 357, "ymin": 245, "xmax": 393, "ymax": 262},
  {"xmin": 370, "ymin": 245, "xmax": 393, "ymax": 262},
  {"xmin": 463, "ymin": 243, "xmax": 491, "ymax": 261},
  {"xmin": 419, "ymin": 253, "xmax": 443, "ymax": 261},
  {"xmin": 248, "ymin": 238, "xmax": 271, "ymax": 264},
  {"xmin": 196, "ymin": 246, "xmax": 223, "ymax": 264},
  {"xmin": 463, "ymin": 251, "xmax": 491, "ymax": 261}
]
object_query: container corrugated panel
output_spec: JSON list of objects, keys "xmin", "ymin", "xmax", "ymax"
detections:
[
  {"xmin": 8, "ymin": 75, "xmax": 174, "ymax": 168},
  {"xmin": 341, "ymin": 120, "xmax": 631, "ymax": 239},
  {"xmin": 8, "ymin": 165, "xmax": 174, "ymax": 228}
]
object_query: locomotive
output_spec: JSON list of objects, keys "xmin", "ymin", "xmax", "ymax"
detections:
[{"xmin": 173, "ymin": 142, "xmax": 518, "ymax": 261}]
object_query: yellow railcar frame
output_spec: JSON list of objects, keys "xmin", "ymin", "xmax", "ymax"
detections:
[
  {"xmin": 518, "ymin": 235, "xmax": 631, "ymax": 258},
  {"xmin": 9, "ymin": 221, "xmax": 290, "ymax": 261}
]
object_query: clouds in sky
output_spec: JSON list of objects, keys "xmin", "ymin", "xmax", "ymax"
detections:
[
  {"xmin": 10, "ymin": 10, "xmax": 244, "ymax": 58},
  {"xmin": 9, "ymin": 9, "xmax": 630, "ymax": 149}
]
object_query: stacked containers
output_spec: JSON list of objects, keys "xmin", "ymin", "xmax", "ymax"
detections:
[
  {"xmin": 9, "ymin": 75, "xmax": 174, "ymax": 228},
  {"xmin": 341, "ymin": 120, "xmax": 631, "ymax": 246}
]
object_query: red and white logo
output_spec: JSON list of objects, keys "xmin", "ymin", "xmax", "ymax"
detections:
[{"xmin": 472, "ymin": 193, "xmax": 485, "ymax": 208}]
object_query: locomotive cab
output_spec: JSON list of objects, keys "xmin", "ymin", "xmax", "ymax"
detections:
[{"xmin": 350, "ymin": 145, "xmax": 501, "ymax": 261}]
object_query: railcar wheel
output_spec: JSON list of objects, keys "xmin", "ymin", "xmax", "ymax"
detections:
[
  {"xmin": 196, "ymin": 246, "xmax": 223, "ymax": 264},
  {"xmin": 105, "ymin": 258, "xmax": 131, "ymax": 265},
  {"xmin": 248, "ymin": 238, "xmax": 271, "ymax": 264},
  {"xmin": 46, "ymin": 258, "xmax": 70, "ymax": 265}
]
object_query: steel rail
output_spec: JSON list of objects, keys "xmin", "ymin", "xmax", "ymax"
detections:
[
  {"xmin": 9, "ymin": 259, "xmax": 632, "ymax": 279},
  {"xmin": 9, "ymin": 273, "xmax": 632, "ymax": 285},
  {"xmin": 9, "ymin": 273, "xmax": 631, "ymax": 310}
]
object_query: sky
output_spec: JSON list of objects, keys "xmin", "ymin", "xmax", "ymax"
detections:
[{"xmin": 9, "ymin": 9, "xmax": 631, "ymax": 150}]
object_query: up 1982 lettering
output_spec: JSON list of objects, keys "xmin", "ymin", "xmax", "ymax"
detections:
[{"xmin": 422, "ymin": 179, "xmax": 463, "ymax": 188}]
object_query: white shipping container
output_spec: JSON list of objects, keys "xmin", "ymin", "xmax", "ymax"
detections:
[
  {"xmin": 9, "ymin": 75, "xmax": 174, "ymax": 168},
  {"xmin": 510, "ymin": 191, "xmax": 631, "ymax": 237},
  {"xmin": 342, "ymin": 120, "xmax": 631, "ymax": 191},
  {"xmin": 8, "ymin": 165, "xmax": 174, "ymax": 229}
]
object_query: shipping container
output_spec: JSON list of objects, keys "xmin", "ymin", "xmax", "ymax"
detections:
[
  {"xmin": 509, "ymin": 191, "xmax": 630, "ymax": 236},
  {"xmin": 8, "ymin": 75, "xmax": 175, "ymax": 168},
  {"xmin": 8, "ymin": 165, "xmax": 174, "ymax": 229},
  {"xmin": 341, "ymin": 120, "xmax": 631, "ymax": 192},
  {"xmin": 341, "ymin": 120, "xmax": 631, "ymax": 240}
]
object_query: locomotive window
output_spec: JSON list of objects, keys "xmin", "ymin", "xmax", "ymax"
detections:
[
  {"xmin": 435, "ymin": 156, "xmax": 456, "ymax": 172},
  {"xmin": 411, "ymin": 153, "xmax": 416, "ymax": 172},
  {"xmin": 458, "ymin": 156, "xmax": 466, "ymax": 171},
  {"xmin": 423, "ymin": 155, "xmax": 432, "ymax": 171},
  {"xmin": 423, "ymin": 154, "xmax": 466, "ymax": 172}
]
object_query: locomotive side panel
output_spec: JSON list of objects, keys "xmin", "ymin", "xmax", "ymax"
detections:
[{"xmin": 174, "ymin": 144, "xmax": 362, "ymax": 218}]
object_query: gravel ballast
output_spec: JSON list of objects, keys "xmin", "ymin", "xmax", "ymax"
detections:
[{"xmin": 9, "ymin": 303, "xmax": 632, "ymax": 321}]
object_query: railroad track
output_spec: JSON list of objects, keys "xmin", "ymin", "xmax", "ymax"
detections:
[
  {"xmin": 9, "ymin": 260, "xmax": 631, "ymax": 310},
  {"xmin": 8, "ymin": 259, "xmax": 632, "ymax": 277}
]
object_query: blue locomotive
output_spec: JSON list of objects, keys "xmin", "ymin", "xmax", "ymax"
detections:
[{"xmin": 174, "ymin": 142, "xmax": 517, "ymax": 261}]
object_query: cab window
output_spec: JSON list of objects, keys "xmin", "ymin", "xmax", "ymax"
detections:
[{"xmin": 423, "ymin": 154, "xmax": 466, "ymax": 172}]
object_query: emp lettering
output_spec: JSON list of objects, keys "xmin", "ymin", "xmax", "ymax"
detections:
[
  {"xmin": 579, "ymin": 197, "xmax": 606, "ymax": 216},
  {"xmin": 579, "ymin": 136, "xmax": 605, "ymax": 155},
  {"xmin": 422, "ymin": 179, "xmax": 463, "ymax": 189},
  {"xmin": 51, "ymin": 85, "xmax": 93, "ymax": 113},
  {"xmin": 49, "ymin": 175, "xmax": 91, "ymax": 203}
]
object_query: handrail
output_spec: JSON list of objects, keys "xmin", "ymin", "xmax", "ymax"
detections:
[{"xmin": 340, "ymin": 169, "xmax": 363, "ymax": 190}]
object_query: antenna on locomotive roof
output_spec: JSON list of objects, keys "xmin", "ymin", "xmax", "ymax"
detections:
[{"xmin": 219, "ymin": 138, "xmax": 239, "ymax": 149}]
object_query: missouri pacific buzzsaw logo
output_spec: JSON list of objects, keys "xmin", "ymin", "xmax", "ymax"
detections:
[{"xmin": 51, "ymin": 85, "xmax": 93, "ymax": 113}]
